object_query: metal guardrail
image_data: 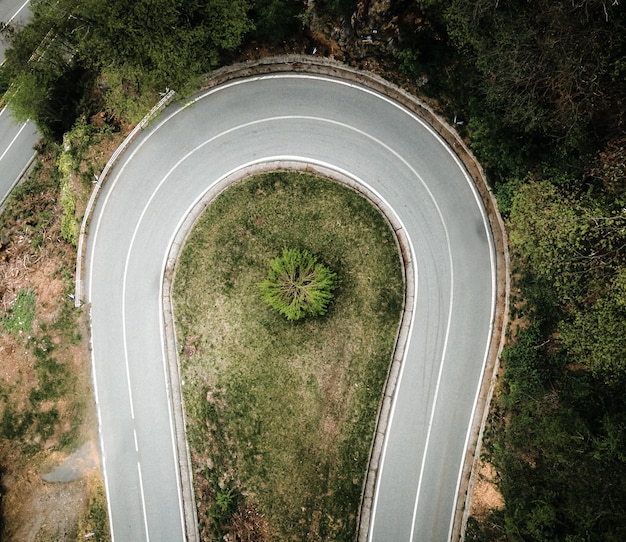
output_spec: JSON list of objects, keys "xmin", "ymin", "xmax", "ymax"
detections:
[{"xmin": 74, "ymin": 89, "xmax": 176, "ymax": 308}]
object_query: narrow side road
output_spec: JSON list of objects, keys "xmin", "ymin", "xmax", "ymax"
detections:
[{"xmin": 0, "ymin": 0, "xmax": 38, "ymax": 208}]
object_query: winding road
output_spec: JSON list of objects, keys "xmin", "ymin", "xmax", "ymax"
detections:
[{"xmin": 86, "ymin": 68, "xmax": 497, "ymax": 541}]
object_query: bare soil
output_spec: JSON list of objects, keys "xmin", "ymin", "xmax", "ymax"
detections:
[
  {"xmin": 0, "ymin": 135, "xmax": 115, "ymax": 541},
  {"xmin": 468, "ymin": 461, "xmax": 504, "ymax": 522}
]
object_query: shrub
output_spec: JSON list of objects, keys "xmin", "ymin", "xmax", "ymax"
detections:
[{"xmin": 260, "ymin": 248, "xmax": 336, "ymax": 321}]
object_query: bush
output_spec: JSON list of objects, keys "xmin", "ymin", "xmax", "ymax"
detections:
[{"xmin": 260, "ymin": 248, "xmax": 336, "ymax": 321}]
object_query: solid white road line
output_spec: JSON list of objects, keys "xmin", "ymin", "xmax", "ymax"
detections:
[
  {"xmin": 137, "ymin": 461, "xmax": 151, "ymax": 542},
  {"xmin": 6, "ymin": 0, "xmax": 30, "ymax": 23},
  {"xmin": 158, "ymin": 259, "xmax": 190, "ymax": 540},
  {"xmin": 0, "ymin": 121, "xmax": 29, "ymax": 162},
  {"xmin": 88, "ymin": 320, "xmax": 116, "ymax": 542}
]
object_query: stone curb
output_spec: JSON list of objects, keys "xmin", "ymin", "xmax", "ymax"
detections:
[{"xmin": 161, "ymin": 158, "xmax": 415, "ymax": 542}]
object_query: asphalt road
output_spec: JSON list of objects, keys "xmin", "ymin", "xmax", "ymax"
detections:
[
  {"xmin": 0, "ymin": 0, "xmax": 30, "ymax": 61},
  {"xmin": 86, "ymin": 73, "xmax": 495, "ymax": 541},
  {"xmin": 0, "ymin": 0, "xmax": 38, "ymax": 208}
]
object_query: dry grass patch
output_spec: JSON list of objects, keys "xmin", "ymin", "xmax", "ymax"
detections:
[
  {"xmin": 174, "ymin": 171, "xmax": 404, "ymax": 541},
  {"xmin": 0, "ymin": 128, "xmax": 117, "ymax": 540}
]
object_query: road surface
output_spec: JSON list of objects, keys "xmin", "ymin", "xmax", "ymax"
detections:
[
  {"xmin": 0, "ymin": 0, "xmax": 38, "ymax": 208},
  {"xmin": 86, "ymin": 72, "xmax": 495, "ymax": 541}
]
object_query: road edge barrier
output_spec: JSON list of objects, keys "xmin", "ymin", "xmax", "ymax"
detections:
[{"xmin": 74, "ymin": 88, "xmax": 176, "ymax": 308}]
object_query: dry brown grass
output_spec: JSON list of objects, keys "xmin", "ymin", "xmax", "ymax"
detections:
[{"xmin": 0, "ymin": 129, "xmax": 118, "ymax": 541}]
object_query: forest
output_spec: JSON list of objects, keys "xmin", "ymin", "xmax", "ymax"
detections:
[
  {"xmin": 398, "ymin": 1, "xmax": 626, "ymax": 540},
  {"xmin": 1, "ymin": 0, "xmax": 625, "ymax": 540}
]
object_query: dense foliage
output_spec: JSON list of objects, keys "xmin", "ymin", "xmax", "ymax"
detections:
[
  {"xmin": 391, "ymin": 1, "xmax": 626, "ymax": 540},
  {"xmin": 396, "ymin": 0, "xmax": 626, "ymax": 183},
  {"xmin": 260, "ymin": 248, "xmax": 337, "ymax": 321},
  {"xmin": 0, "ymin": 0, "xmax": 306, "ymax": 138}
]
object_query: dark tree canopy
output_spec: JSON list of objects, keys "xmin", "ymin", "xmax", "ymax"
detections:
[{"xmin": 1, "ymin": 0, "xmax": 257, "ymax": 135}]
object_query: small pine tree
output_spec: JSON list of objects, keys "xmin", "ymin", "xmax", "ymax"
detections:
[{"xmin": 260, "ymin": 248, "xmax": 337, "ymax": 321}]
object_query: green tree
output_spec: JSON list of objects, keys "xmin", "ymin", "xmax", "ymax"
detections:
[
  {"xmin": 260, "ymin": 248, "xmax": 337, "ymax": 321},
  {"xmin": 509, "ymin": 178, "xmax": 626, "ymax": 305},
  {"xmin": 251, "ymin": 0, "xmax": 302, "ymax": 43},
  {"xmin": 2, "ymin": 0, "xmax": 254, "ymax": 132},
  {"xmin": 445, "ymin": 0, "xmax": 626, "ymax": 157},
  {"xmin": 508, "ymin": 180, "xmax": 587, "ymax": 303},
  {"xmin": 60, "ymin": 0, "xmax": 252, "ymax": 119},
  {"xmin": 1, "ymin": 3, "xmax": 92, "ymax": 138},
  {"xmin": 560, "ymin": 268, "xmax": 626, "ymax": 383}
]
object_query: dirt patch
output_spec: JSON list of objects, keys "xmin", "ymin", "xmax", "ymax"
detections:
[
  {"xmin": 0, "ymin": 139, "xmax": 110, "ymax": 540},
  {"xmin": 3, "ymin": 470, "xmax": 88, "ymax": 541},
  {"xmin": 469, "ymin": 461, "xmax": 504, "ymax": 522}
]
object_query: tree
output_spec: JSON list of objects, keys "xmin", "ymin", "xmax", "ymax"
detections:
[
  {"xmin": 509, "ymin": 178, "xmax": 626, "ymax": 306},
  {"xmin": 444, "ymin": 0, "xmax": 626, "ymax": 166},
  {"xmin": 251, "ymin": 0, "xmax": 302, "ymax": 43},
  {"xmin": 260, "ymin": 248, "xmax": 336, "ymax": 321},
  {"xmin": 2, "ymin": 0, "xmax": 254, "ymax": 132},
  {"xmin": 560, "ymin": 268, "xmax": 626, "ymax": 383}
]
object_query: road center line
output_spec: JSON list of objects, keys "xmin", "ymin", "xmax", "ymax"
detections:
[
  {"xmin": 119, "ymin": 111, "xmax": 445, "ymax": 542},
  {"xmin": 136, "ymin": 461, "xmax": 151, "ymax": 542}
]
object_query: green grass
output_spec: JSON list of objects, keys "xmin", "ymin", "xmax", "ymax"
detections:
[
  {"xmin": 2, "ymin": 289, "xmax": 36, "ymax": 336},
  {"xmin": 78, "ymin": 479, "xmax": 112, "ymax": 542},
  {"xmin": 173, "ymin": 171, "xmax": 404, "ymax": 541}
]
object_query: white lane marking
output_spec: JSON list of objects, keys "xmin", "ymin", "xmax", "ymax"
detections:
[
  {"xmin": 158, "ymin": 272, "xmax": 187, "ymax": 538},
  {"xmin": 137, "ymin": 461, "xmax": 151, "ymax": 542},
  {"xmin": 444, "ymin": 173, "xmax": 497, "ymax": 540},
  {"xmin": 86, "ymin": 73, "xmax": 496, "ymax": 542},
  {"xmin": 6, "ymin": 0, "xmax": 30, "ymax": 23},
  {"xmin": 88, "ymin": 319, "xmax": 116, "ymax": 542},
  {"xmin": 120, "ymin": 256, "xmax": 137, "ymax": 422},
  {"xmin": 409, "ymin": 270, "xmax": 454, "ymax": 542},
  {"xmin": 0, "ymin": 122, "xmax": 29, "ymax": 162}
]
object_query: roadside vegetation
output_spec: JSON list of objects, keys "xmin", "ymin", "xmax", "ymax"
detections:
[
  {"xmin": 173, "ymin": 171, "xmax": 403, "ymax": 541},
  {"xmin": 0, "ymin": 131, "xmax": 115, "ymax": 540}
]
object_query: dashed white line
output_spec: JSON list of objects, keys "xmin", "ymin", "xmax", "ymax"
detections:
[{"xmin": 136, "ymin": 461, "xmax": 151, "ymax": 542}]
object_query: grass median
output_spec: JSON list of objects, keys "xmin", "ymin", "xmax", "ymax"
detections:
[{"xmin": 173, "ymin": 171, "xmax": 404, "ymax": 541}]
